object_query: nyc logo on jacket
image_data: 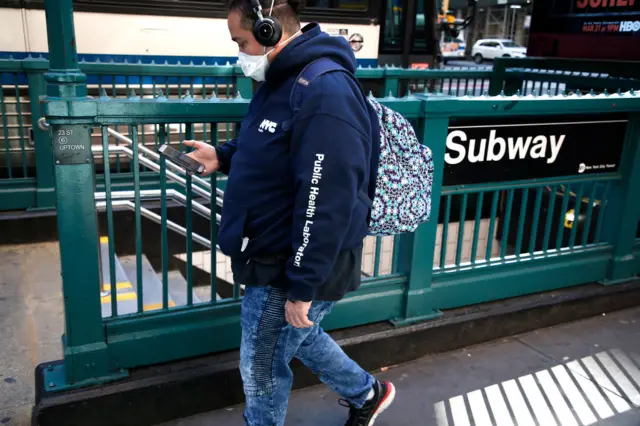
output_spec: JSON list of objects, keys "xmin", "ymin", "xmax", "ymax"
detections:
[{"xmin": 259, "ymin": 119, "xmax": 278, "ymax": 134}]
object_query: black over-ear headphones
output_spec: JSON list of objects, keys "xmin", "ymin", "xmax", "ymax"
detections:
[{"xmin": 250, "ymin": 0, "xmax": 283, "ymax": 47}]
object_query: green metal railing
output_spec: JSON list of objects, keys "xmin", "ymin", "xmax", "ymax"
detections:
[
  {"xmin": 377, "ymin": 66, "xmax": 494, "ymax": 98},
  {"xmin": 491, "ymin": 57, "xmax": 640, "ymax": 97},
  {"xmin": 3, "ymin": 56, "xmax": 640, "ymax": 212},
  {"xmin": 41, "ymin": 83, "xmax": 640, "ymax": 389},
  {"xmin": 0, "ymin": 59, "xmax": 54, "ymax": 210},
  {"xmin": 12, "ymin": 0, "xmax": 640, "ymax": 394}
]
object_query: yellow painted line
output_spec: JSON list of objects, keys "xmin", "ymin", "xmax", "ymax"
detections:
[
  {"xmin": 101, "ymin": 292, "xmax": 137, "ymax": 304},
  {"xmin": 103, "ymin": 282, "xmax": 133, "ymax": 291},
  {"xmin": 100, "ymin": 236, "xmax": 109, "ymax": 244},
  {"xmin": 144, "ymin": 301, "xmax": 176, "ymax": 311}
]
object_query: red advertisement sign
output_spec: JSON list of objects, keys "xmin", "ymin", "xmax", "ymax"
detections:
[{"xmin": 527, "ymin": 0, "xmax": 640, "ymax": 60}]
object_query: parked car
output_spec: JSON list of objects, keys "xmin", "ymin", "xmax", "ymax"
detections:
[{"xmin": 471, "ymin": 39, "xmax": 527, "ymax": 64}]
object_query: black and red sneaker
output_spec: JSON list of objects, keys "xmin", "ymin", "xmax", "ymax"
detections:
[{"xmin": 340, "ymin": 380, "xmax": 396, "ymax": 426}]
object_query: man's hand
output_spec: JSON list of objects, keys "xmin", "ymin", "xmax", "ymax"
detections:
[
  {"xmin": 285, "ymin": 300, "xmax": 314, "ymax": 328},
  {"xmin": 183, "ymin": 140, "xmax": 219, "ymax": 176}
]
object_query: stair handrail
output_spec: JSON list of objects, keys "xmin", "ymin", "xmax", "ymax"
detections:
[
  {"xmin": 94, "ymin": 189, "xmax": 221, "ymax": 223},
  {"xmin": 95, "ymin": 200, "xmax": 216, "ymax": 250},
  {"xmin": 103, "ymin": 127, "xmax": 224, "ymax": 200},
  {"xmin": 91, "ymin": 144, "xmax": 223, "ymax": 208}
]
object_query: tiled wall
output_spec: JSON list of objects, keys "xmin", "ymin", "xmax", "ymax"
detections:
[{"xmin": 434, "ymin": 218, "xmax": 501, "ymax": 267}]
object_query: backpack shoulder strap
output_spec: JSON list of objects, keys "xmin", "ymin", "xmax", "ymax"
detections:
[{"xmin": 289, "ymin": 57, "xmax": 361, "ymax": 116}]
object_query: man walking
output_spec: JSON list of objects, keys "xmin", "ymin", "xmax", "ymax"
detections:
[{"xmin": 184, "ymin": 0, "xmax": 395, "ymax": 424}]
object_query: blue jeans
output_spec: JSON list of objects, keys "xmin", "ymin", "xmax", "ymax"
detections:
[{"xmin": 240, "ymin": 285, "xmax": 374, "ymax": 426}]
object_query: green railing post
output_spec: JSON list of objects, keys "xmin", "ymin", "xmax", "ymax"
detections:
[
  {"xmin": 42, "ymin": 0, "xmax": 119, "ymax": 388},
  {"xmin": 391, "ymin": 111, "xmax": 448, "ymax": 325},
  {"xmin": 234, "ymin": 66, "xmax": 253, "ymax": 98},
  {"xmin": 383, "ymin": 68, "xmax": 400, "ymax": 97},
  {"xmin": 489, "ymin": 58, "xmax": 507, "ymax": 96},
  {"xmin": 503, "ymin": 74, "xmax": 523, "ymax": 96},
  {"xmin": 601, "ymin": 113, "xmax": 640, "ymax": 284},
  {"xmin": 26, "ymin": 67, "xmax": 56, "ymax": 209}
]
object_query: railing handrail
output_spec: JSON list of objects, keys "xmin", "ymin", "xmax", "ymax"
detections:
[
  {"xmin": 95, "ymin": 200, "xmax": 214, "ymax": 249},
  {"xmin": 0, "ymin": 57, "xmax": 492, "ymax": 79},
  {"xmin": 6, "ymin": 56, "xmax": 639, "ymax": 82},
  {"xmin": 494, "ymin": 57, "xmax": 640, "ymax": 78},
  {"xmin": 421, "ymin": 90, "xmax": 640, "ymax": 116},
  {"xmin": 102, "ymin": 127, "xmax": 224, "ymax": 201},
  {"xmin": 91, "ymin": 144, "xmax": 222, "ymax": 206},
  {"xmin": 94, "ymin": 189, "xmax": 221, "ymax": 223}
]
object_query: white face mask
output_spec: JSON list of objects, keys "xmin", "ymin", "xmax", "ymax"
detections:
[
  {"xmin": 237, "ymin": 30, "xmax": 301, "ymax": 82},
  {"xmin": 238, "ymin": 50, "xmax": 270, "ymax": 82}
]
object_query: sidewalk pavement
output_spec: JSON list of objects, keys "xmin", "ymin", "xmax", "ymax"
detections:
[
  {"xmin": 162, "ymin": 306, "xmax": 640, "ymax": 426},
  {"xmin": 0, "ymin": 243, "xmax": 63, "ymax": 426}
]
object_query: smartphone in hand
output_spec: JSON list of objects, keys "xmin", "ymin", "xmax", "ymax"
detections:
[{"xmin": 158, "ymin": 144, "xmax": 205, "ymax": 175}]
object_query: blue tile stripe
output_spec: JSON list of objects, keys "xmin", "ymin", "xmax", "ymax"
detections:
[{"xmin": 0, "ymin": 51, "xmax": 377, "ymax": 86}]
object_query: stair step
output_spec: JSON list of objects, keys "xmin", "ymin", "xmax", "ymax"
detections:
[
  {"xmin": 193, "ymin": 284, "xmax": 222, "ymax": 303},
  {"xmin": 175, "ymin": 249, "xmax": 232, "ymax": 282},
  {"xmin": 174, "ymin": 250, "xmax": 241, "ymax": 300},
  {"xmin": 119, "ymin": 254, "xmax": 177, "ymax": 312},
  {"xmin": 159, "ymin": 271, "xmax": 222, "ymax": 304},
  {"xmin": 163, "ymin": 270, "xmax": 203, "ymax": 306},
  {"xmin": 99, "ymin": 237, "xmax": 130, "ymax": 287},
  {"xmin": 100, "ymin": 237, "xmax": 138, "ymax": 317}
]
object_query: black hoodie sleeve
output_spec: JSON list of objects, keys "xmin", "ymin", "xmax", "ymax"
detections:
[{"xmin": 286, "ymin": 74, "xmax": 371, "ymax": 301}]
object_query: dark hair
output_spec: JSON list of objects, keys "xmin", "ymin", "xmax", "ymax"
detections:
[{"xmin": 227, "ymin": 0, "xmax": 303, "ymax": 35}]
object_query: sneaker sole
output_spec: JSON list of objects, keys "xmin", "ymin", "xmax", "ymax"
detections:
[{"xmin": 368, "ymin": 382, "xmax": 396, "ymax": 426}]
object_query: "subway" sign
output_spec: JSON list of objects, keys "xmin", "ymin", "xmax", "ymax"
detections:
[{"xmin": 442, "ymin": 115, "xmax": 628, "ymax": 186}]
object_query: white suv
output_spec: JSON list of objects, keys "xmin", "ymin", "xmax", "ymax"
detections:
[{"xmin": 472, "ymin": 39, "xmax": 527, "ymax": 64}]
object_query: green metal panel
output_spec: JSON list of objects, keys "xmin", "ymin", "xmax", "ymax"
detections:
[
  {"xmin": 440, "ymin": 174, "xmax": 621, "ymax": 196},
  {"xmin": 0, "ymin": 179, "xmax": 37, "ymax": 210},
  {"xmin": 27, "ymin": 71, "xmax": 56, "ymax": 209},
  {"xmin": 105, "ymin": 277, "xmax": 406, "ymax": 368},
  {"xmin": 354, "ymin": 67, "xmax": 385, "ymax": 80},
  {"xmin": 431, "ymin": 247, "xmax": 612, "ymax": 309},
  {"xmin": 54, "ymin": 158, "xmax": 111, "ymax": 384},
  {"xmin": 319, "ymin": 276, "xmax": 407, "ymax": 329},
  {"xmin": 600, "ymin": 114, "xmax": 640, "ymax": 284}
]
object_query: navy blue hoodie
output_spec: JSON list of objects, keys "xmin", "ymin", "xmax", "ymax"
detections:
[{"xmin": 216, "ymin": 23, "xmax": 378, "ymax": 302}]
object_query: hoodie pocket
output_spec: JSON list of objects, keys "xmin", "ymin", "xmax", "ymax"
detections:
[{"xmin": 218, "ymin": 198, "xmax": 249, "ymax": 258}]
